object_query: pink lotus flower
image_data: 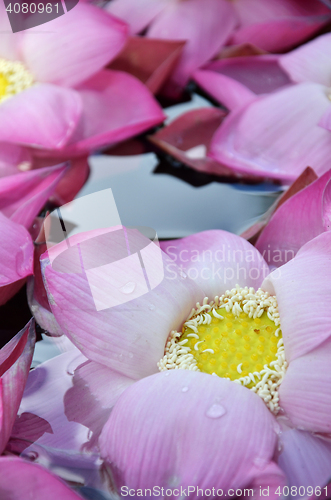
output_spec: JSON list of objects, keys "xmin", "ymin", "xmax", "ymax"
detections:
[
  {"xmin": 192, "ymin": 33, "xmax": 331, "ymax": 182},
  {"xmin": 107, "ymin": 0, "xmax": 330, "ymax": 94},
  {"xmin": 28, "ymin": 207, "xmax": 331, "ymax": 496},
  {"xmin": 0, "ymin": 163, "xmax": 66, "ymax": 304},
  {"xmin": 0, "ymin": 2, "xmax": 165, "ymax": 158}
]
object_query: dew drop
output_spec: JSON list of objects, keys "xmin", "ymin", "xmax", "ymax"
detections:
[
  {"xmin": 66, "ymin": 354, "xmax": 85, "ymax": 376},
  {"xmin": 26, "ymin": 450, "xmax": 38, "ymax": 461},
  {"xmin": 128, "ymin": 352, "xmax": 133, "ymax": 359},
  {"xmin": 179, "ymin": 269, "xmax": 187, "ymax": 279},
  {"xmin": 206, "ymin": 404, "xmax": 226, "ymax": 419},
  {"xmin": 148, "ymin": 303, "xmax": 155, "ymax": 311},
  {"xmin": 164, "ymin": 372, "xmax": 170, "ymax": 377},
  {"xmin": 119, "ymin": 282, "xmax": 136, "ymax": 294},
  {"xmin": 182, "ymin": 387, "xmax": 189, "ymax": 393}
]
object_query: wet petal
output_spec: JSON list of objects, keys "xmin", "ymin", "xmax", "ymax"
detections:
[
  {"xmin": 256, "ymin": 169, "xmax": 331, "ymax": 267},
  {"xmin": 0, "ymin": 213, "xmax": 33, "ymax": 287},
  {"xmin": 0, "ymin": 457, "xmax": 83, "ymax": 499},
  {"xmin": 0, "ymin": 320, "xmax": 35, "ymax": 453},
  {"xmin": 210, "ymin": 83, "xmax": 331, "ymax": 181},
  {"xmin": 280, "ymin": 34, "xmax": 331, "ymax": 86},
  {"xmin": 262, "ymin": 231, "xmax": 331, "ymax": 362},
  {"xmin": 0, "ymin": 143, "xmax": 32, "ymax": 178},
  {"xmin": 100, "ymin": 370, "xmax": 285, "ymax": 496},
  {"xmin": 279, "ymin": 338, "xmax": 331, "ymax": 433},
  {"xmin": 22, "ymin": 3, "xmax": 128, "ymax": 87},
  {"xmin": 42, "ymin": 227, "xmax": 204, "ymax": 379},
  {"xmin": 65, "ymin": 70, "xmax": 165, "ymax": 154},
  {"xmin": 147, "ymin": 0, "xmax": 238, "ymax": 87},
  {"xmin": 160, "ymin": 230, "xmax": 270, "ymax": 299},
  {"xmin": 278, "ymin": 427, "xmax": 331, "ymax": 494},
  {"xmin": 0, "ymin": 84, "xmax": 82, "ymax": 149}
]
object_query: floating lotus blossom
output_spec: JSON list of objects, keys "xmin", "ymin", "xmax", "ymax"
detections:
[
  {"xmin": 192, "ymin": 33, "xmax": 331, "ymax": 182},
  {"xmin": 107, "ymin": 0, "xmax": 330, "ymax": 95},
  {"xmin": 33, "ymin": 220, "xmax": 331, "ymax": 496},
  {"xmin": 0, "ymin": 2, "xmax": 165, "ymax": 157},
  {"xmin": 0, "ymin": 164, "xmax": 66, "ymax": 304}
]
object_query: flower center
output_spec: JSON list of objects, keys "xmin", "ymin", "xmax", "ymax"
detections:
[
  {"xmin": 0, "ymin": 59, "xmax": 34, "ymax": 103},
  {"xmin": 158, "ymin": 285, "xmax": 287, "ymax": 415}
]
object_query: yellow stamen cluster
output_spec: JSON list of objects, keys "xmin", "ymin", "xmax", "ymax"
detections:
[
  {"xmin": 0, "ymin": 59, "xmax": 34, "ymax": 103},
  {"xmin": 158, "ymin": 285, "xmax": 287, "ymax": 414}
]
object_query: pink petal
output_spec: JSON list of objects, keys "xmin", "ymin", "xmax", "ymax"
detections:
[
  {"xmin": 231, "ymin": 0, "xmax": 331, "ymax": 52},
  {"xmin": 160, "ymin": 230, "xmax": 270, "ymax": 299},
  {"xmin": 279, "ymin": 338, "xmax": 331, "ymax": 433},
  {"xmin": 0, "ymin": 84, "xmax": 82, "ymax": 149},
  {"xmin": 256, "ymin": 169, "xmax": 331, "ymax": 267},
  {"xmin": 0, "ymin": 143, "xmax": 32, "ymax": 178},
  {"xmin": 198, "ymin": 55, "xmax": 291, "ymax": 96},
  {"xmin": 28, "ymin": 155, "xmax": 90, "ymax": 206},
  {"xmin": 64, "ymin": 360, "xmax": 134, "ymax": 448},
  {"xmin": 279, "ymin": 34, "xmax": 331, "ymax": 86},
  {"xmin": 147, "ymin": 0, "xmax": 238, "ymax": 88},
  {"xmin": 0, "ymin": 320, "xmax": 35, "ymax": 453},
  {"xmin": 100, "ymin": 370, "xmax": 285, "ymax": 495},
  {"xmin": 106, "ymin": 0, "xmax": 167, "ymax": 35},
  {"xmin": 22, "ymin": 3, "xmax": 128, "ymax": 87},
  {"xmin": 41, "ymin": 227, "xmax": 204, "ymax": 379},
  {"xmin": 0, "ymin": 3, "xmax": 22, "ymax": 60},
  {"xmin": 193, "ymin": 70, "xmax": 256, "ymax": 111},
  {"xmin": 0, "ymin": 213, "xmax": 33, "ymax": 287},
  {"xmin": 109, "ymin": 36, "xmax": 185, "ymax": 95},
  {"xmin": 0, "ymin": 457, "xmax": 83, "ymax": 499},
  {"xmin": 278, "ymin": 427, "xmax": 331, "ymax": 492},
  {"xmin": 0, "ymin": 164, "xmax": 66, "ymax": 229},
  {"xmin": 262, "ymin": 231, "xmax": 331, "ymax": 362},
  {"xmin": 318, "ymin": 104, "xmax": 331, "ymax": 132},
  {"xmin": 149, "ymin": 107, "xmax": 237, "ymax": 177},
  {"xmin": 241, "ymin": 166, "xmax": 318, "ymax": 245},
  {"xmin": 19, "ymin": 350, "xmax": 90, "ymax": 453},
  {"xmin": 210, "ymin": 83, "xmax": 331, "ymax": 182},
  {"xmin": 62, "ymin": 70, "xmax": 165, "ymax": 155}
]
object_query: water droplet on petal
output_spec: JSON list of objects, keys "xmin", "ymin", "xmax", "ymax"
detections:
[
  {"xmin": 253, "ymin": 457, "xmax": 268, "ymax": 470},
  {"xmin": 164, "ymin": 372, "xmax": 170, "ymax": 377},
  {"xmin": 182, "ymin": 387, "xmax": 189, "ymax": 393},
  {"xmin": 128, "ymin": 352, "xmax": 133, "ymax": 359},
  {"xmin": 148, "ymin": 303, "xmax": 155, "ymax": 311},
  {"xmin": 119, "ymin": 282, "xmax": 136, "ymax": 294},
  {"xmin": 206, "ymin": 404, "xmax": 226, "ymax": 419},
  {"xmin": 26, "ymin": 450, "xmax": 38, "ymax": 461},
  {"xmin": 179, "ymin": 269, "xmax": 187, "ymax": 279},
  {"xmin": 66, "ymin": 354, "xmax": 85, "ymax": 376}
]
